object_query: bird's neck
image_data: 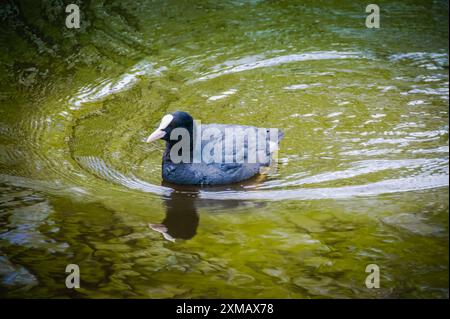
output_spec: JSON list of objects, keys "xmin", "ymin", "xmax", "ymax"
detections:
[{"xmin": 163, "ymin": 127, "xmax": 194, "ymax": 163}]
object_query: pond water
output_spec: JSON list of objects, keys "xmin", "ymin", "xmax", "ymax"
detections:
[{"xmin": 0, "ymin": 0, "xmax": 448, "ymax": 298}]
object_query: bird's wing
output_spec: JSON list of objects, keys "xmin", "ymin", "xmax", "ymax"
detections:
[{"xmin": 201, "ymin": 124, "xmax": 282, "ymax": 165}]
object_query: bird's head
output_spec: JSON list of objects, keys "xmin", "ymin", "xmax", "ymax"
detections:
[{"xmin": 146, "ymin": 111, "xmax": 194, "ymax": 143}]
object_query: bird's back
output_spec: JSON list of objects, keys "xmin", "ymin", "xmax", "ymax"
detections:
[{"xmin": 162, "ymin": 123, "xmax": 283, "ymax": 185}]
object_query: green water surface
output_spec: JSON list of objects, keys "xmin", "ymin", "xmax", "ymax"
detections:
[{"xmin": 0, "ymin": 0, "xmax": 448, "ymax": 298}]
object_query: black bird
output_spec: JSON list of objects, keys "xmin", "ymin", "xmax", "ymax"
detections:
[{"xmin": 145, "ymin": 111, "xmax": 283, "ymax": 185}]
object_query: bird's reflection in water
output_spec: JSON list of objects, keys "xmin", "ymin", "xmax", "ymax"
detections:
[
  {"xmin": 150, "ymin": 187, "xmax": 199, "ymax": 241},
  {"xmin": 149, "ymin": 178, "xmax": 267, "ymax": 242}
]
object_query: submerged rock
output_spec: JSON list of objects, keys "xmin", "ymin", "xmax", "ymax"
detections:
[
  {"xmin": 0, "ymin": 255, "xmax": 38, "ymax": 290},
  {"xmin": 382, "ymin": 213, "xmax": 443, "ymax": 236}
]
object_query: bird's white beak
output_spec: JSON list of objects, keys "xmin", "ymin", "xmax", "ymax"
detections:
[
  {"xmin": 146, "ymin": 129, "xmax": 166, "ymax": 143},
  {"xmin": 145, "ymin": 114, "xmax": 174, "ymax": 143}
]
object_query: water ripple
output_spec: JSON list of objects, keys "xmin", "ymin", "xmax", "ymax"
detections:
[{"xmin": 192, "ymin": 51, "xmax": 363, "ymax": 82}]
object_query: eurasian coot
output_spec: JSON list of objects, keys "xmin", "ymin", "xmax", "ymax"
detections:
[{"xmin": 146, "ymin": 111, "xmax": 284, "ymax": 185}]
